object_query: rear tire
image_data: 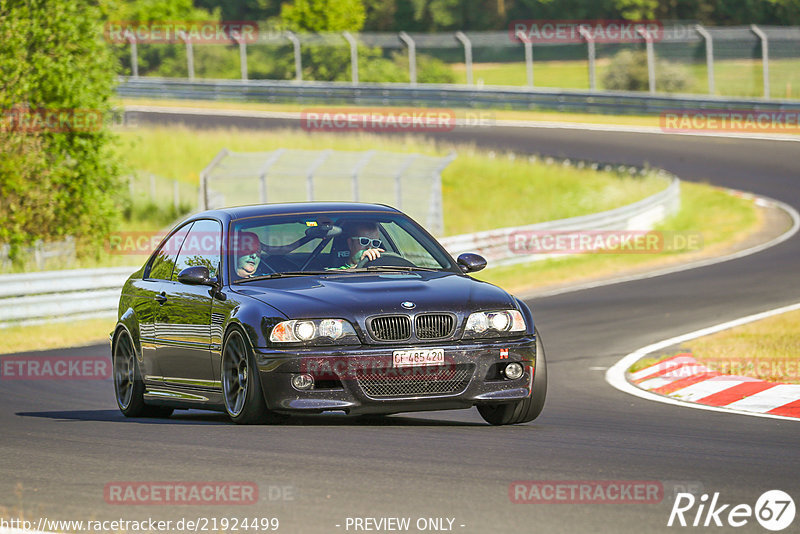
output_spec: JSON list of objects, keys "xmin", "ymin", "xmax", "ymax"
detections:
[
  {"xmin": 477, "ymin": 328, "xmax": 547, "ymax": 426},
  {"xmin": 221, "ymin": 328, "xmax": 284, "ymax": 425},
  {"xmin": 113, "ymin": 329, "xmax": 173, "ymax": 419}
]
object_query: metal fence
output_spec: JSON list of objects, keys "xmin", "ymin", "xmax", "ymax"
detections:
[
  {"xmin": 116, "ymin": 24, "xmax": 800, "ymax": 100},
  {"xmin": 0, "ymin": 237, "xmax": 76, "ymax": 272},
  {"xmin": 127, "ymin": 172, "xmax": 199, "ymax": 211},
  {"xmin": 199, "ymin": 149, "xmax": 455, "ymax": 236}
]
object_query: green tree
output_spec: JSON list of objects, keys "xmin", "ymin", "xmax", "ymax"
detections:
[
  {"xmin": 276, "ymin": 0, "xmax": 366, "ymax": 82},
  {"xmin": 104, "ymin": 0, "xmax": 220, "ymax": 77},
  {"xmin": 0, "ymin": 0, "xmax": 122, "ymax": 259},
  {"xmin": 281, "ymin": 0, "xmax": 366, "ymax": 32},
  {"xmin": 194, "ymin": 0, "xmax": 281, "ymax": 22},
  {"xmin": 614, "ymin": 0, "xmax": 658, "ymax": 19}
]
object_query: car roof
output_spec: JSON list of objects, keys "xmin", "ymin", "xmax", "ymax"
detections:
[{"xmin": 194, "ymin": 202, "xmax": 401, "ymax": 222}]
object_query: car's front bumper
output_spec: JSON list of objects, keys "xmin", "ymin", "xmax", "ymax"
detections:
[{"xmin": 253, "ymin": 336, "xmax": 537, "ymax": 416}]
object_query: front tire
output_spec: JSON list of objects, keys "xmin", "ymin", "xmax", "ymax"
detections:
[
  {"xmin": 113, "ymin": 329, "xmax": 173, "ymax": 418},
  {"xmin": 221, "ymin": 328, "xmax": 283, "ymax": 424},
  {"xmin": 477, "ymin": 328, "xmax": 547, "ymax": 426}
]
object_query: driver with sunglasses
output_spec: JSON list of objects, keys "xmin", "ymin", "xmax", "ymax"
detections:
[{"xmin": 331, "ymin": 221, "xmax": 385, "ymax": 269}]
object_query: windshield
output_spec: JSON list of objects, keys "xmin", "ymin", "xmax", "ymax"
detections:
[{"xmin": 228, "ymin": 211, "xmax": 456, "ymax": 281}]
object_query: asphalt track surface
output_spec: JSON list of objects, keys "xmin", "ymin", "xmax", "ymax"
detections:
[{"xmin": 1, "ymin": 112, "xmax": 799, "ymax": 533}]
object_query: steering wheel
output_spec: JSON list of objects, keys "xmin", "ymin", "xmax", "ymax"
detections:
[{"xmin": 355, "ymin": 251, "xmax": 417, "ymax": 269}]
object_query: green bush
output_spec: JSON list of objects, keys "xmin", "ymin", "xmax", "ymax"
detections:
[
  {"xmin": 603, "ymin": 49, "xmax": 692, "ymax": 93},
  {"xmin": 0, "ymin": 0, "xmax": 123, "ymax": 262},
  {"xmin": 360, "ymin": 51, "xmax": 456, "ymax": 84}
]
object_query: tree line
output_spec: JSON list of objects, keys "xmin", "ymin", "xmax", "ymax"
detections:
[{"xmin": 195, "ymin": 0, "xmax": 800, "ymax": 31}]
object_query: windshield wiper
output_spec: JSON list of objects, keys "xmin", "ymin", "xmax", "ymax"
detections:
[
  {"xmin": 235, "ymin": 271, "xmax": 331, "ymax": 283},
  {"xmin": 349, "ymin": 266, "xmax": 440, "ymax": 273}
]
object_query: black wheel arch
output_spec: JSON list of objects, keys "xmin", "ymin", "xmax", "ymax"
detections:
[{"xmin": 111, "ymin": 313, "xmax": 140, "ymax": 363}]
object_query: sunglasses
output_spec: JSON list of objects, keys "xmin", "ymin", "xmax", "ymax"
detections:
[{"xmin": 351, "ymin": 236, "xmax": 382, "ymax": 248}]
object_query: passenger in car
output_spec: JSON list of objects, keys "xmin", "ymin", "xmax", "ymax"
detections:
[{"xmin": 233, "ymin": 231, "xmax": 263, "ymax": 278}]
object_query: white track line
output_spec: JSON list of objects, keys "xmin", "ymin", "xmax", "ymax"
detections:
[
  {"xmin": 725, "ymin": 384, "xmax": 800, "ymax": 413},
  {"xmin": 124, "ymin": 105, "xmax": 800, "ymax": 143},
  {"xmin": 636, "ymin": 377, "xmax": 676, "ymax": 390},
  {"xmin": 606, "ymin": 302, "xmax": 800, "ymax": 422},
  {"xmin": 628, "ymin": 355, "xmax": 695, "ymax": 381},
  {"xmin": 670, "ymin": 379, "xmax": 746, "ymax": 402}
]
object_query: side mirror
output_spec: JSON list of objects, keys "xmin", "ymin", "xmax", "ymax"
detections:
[
  {"xmin": 177, "ymin": 266, "xmax": 216, "ymax": 286},
  {"xmin": 457, "ymin": 253, "xmax": 487, "ymax": 273}
]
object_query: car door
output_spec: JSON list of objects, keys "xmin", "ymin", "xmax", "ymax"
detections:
[
  {"xmin": 138, "ymin": 222, "xmax": 194, "ymax": 383},
  {"xmin": 154, "ymin": 219, "xmax": 221, "ymax": 388}
]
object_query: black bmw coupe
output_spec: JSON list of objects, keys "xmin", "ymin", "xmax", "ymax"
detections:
[{"xmin": 111, "ymin": 203, "xmax": 547, "ymax": 425}]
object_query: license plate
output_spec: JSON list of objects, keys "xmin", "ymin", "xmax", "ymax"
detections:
[{"xmin": 392, "ymin": 348, "xmax": 445, "ymax": 368}]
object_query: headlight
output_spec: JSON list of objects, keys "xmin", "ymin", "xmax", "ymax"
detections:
[
  {"xmin": 463, "ymin": 310, "xmax": 526, "ymax": 338},
  {"xmin": 270, "ymin": 318, "xmax": 358, "ymax": 344}
]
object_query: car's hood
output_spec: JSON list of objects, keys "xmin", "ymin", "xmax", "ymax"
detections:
[{"xmin": 230, "ymin": 271, "xmax": 516, "ymax": 318}]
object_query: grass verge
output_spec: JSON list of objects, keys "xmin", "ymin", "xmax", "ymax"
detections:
[
  {"xmin": 626, "ymin": 308, "xmax": 800, "ymax": 384},
  {"xmin": 686, "ymin": 308, "xmax": 800, "ymax": 384},
  {"xmin": 450, "ymin": 58, "xmax": 800, "ymax": 99},
  {"xmin": 473, "ymin": 180, "xmax": 759, "ymax": 293},
  {"xmin": 114, "ymin": 126, "xmax": 668, "ymax": 236},
  {"xmin": 0, "ymin": 318, "xmax": 114, "ymax": 355}
]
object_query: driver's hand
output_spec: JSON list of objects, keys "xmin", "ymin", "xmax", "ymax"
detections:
[{"xmin": 362, "ymin": 248, "xmax": 384, "ymax": 262}]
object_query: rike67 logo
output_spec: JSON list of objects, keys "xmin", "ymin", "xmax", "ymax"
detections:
[{"xmin": 668, "ymin": 490, "xmax": 795, "ymax": 531}]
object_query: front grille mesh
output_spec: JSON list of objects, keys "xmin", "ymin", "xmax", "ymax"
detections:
[
  {"xmin": 369, "ymin": 316, "xmax": 411, "ymax": 341},
  {"xmin": 415, "ymin": 313, "xmax": 455, "ymax": 339},
  {"xmin": 356, "ymin": 364, "xmax": 474, "ymax": 398}
]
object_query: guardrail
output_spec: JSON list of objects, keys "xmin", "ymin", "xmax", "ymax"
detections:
[
  {"xmin": 439, "ymin": 173, "xmax": 679, "ymax": 266},
  {"xmin": 117, "ymin": 78, "xmax": 800, "ymax": 115},
  {"xmin": 0, "ymin": 267, "xmax": 136, "ymax": 328},
  {"xmin": 0, "ymin": 171, "xmax": 678, "ymax": 328}
]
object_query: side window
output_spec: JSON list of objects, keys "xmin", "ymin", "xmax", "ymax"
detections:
[
  {"xmin": 147, "ymin": 223, "xmax": 193, "ymax": 280},
  {"xmin": 173, "ymin": 219, "xmax": 222, "ymax": 280}
]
